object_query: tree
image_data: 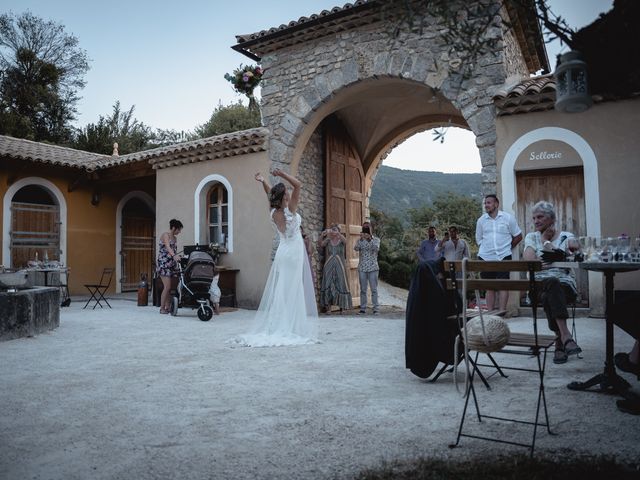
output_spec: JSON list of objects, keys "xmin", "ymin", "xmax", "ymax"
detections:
[
  {"xmin": 0, "ymin": 11, "xmax": 89, "ymax": 142},
  {"xmin": 193, "ymin": 101, "xmax": 261, "ymax": 138},
  {"xmin": 407, "ymin": 191, "xmax": 482, "ymax": 249},
  {"xmin": 72, "ymin": 101, "xmax": 190, "ymax": 154},
  {"xmin": 72, "ymin": 101, "xmax": 156, "ymax": 155}
]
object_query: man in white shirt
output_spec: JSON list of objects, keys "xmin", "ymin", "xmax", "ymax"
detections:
[{"xmin": 475, "ymin": 194, "xmax": 523, "ymax": 312}]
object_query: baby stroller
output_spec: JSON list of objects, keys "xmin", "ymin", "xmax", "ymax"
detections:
[{"xmin": 170, "ymin": 249, "xmax": 215, "ymax": 321}]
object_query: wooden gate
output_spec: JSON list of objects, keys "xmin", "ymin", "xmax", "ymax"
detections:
[
  {"xmin": 325, "ymin": 118, "xmax": 366, "ymax": 307},
  {"xmin": 10, "ymin": 202, "xmax": 60, "ymax": 268},
  {"xmin": 120, "ymin": 215, "xmax": 155, "ymax": 291},
  {"xmin": 516, "ymin": 167, "xmax": 588, "ymax": 306}
]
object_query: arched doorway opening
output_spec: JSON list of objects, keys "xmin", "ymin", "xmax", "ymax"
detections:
[
  {"xmin": 118, "ymin": 195, "xmax": 155, "ymax": 292},
  {"xmin": 293, "ymin": 78, "xmax": 482, "ymax": 308},
  {"xmin": 9, "ymin": 184, "xmax": 61, "ymax": 268}
]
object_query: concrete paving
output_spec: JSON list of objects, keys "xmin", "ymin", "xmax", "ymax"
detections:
[{"xmin": 1, "ymin": 293, "xmax": 639, "ymax": 480}]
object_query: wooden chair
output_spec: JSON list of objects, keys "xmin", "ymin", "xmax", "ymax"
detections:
[
  {"xmin": 446, "ymin": 259, "xmax": 557, "ymax": 457},
  {"xmin": 83, "ymin": 268, "xmax": 114, "ymax": 309}
]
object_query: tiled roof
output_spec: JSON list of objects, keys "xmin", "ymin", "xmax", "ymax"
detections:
[
  {"xmin": 233, "ymin": 0, "xmax": 548, "ymax": 73},
  {"xmin": 493, "ymin": 74, "xmax": 557, "ymax": 116},
  {"xmin": 233, "ymin": 1, "xmax": 378, "ymax": 60},
  {"xmin": 0, "ymin": 135, "xmax": 109, "ymax": 170},
  {"xmin": 0, "ymin": 128, "xmax": 269, "ymax": 173},
  {"xmin": 142, "ymin": 127, "xmax": 269, "ymax": 170}
]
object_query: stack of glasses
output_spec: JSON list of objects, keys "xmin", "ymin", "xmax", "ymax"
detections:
[{"xmin": 577, "ymin": 235, "xmax": 640, "ymax": 263}]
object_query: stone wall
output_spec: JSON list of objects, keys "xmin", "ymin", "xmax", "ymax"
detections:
[
  {"xmin": 296, "ymin": 129, "xmax": 324, "ymax": 290},
  {"xmin": 259, "ymin": 0, "xmax": 528, "ymax": 195},
  {"xmin": 501, "ymin": 8, "xmax": 530, "ymax": 79},
  {"xmin": 0, "ymin": 287, "xmax": 60, "ymax": 341}
]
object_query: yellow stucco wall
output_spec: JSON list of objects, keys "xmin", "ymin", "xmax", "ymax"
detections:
[
  {"xmin": 1, "ymin": 166, "xmax": 155, "ymax": 294},
  {"xmin": 155, "ymin": 151, "xmax": 273, "ymax": 308}
]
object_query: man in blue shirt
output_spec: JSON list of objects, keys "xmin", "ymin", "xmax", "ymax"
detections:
[{"xmin": 416, "ymin": 226, "xmax": 442, "ymax": 263}]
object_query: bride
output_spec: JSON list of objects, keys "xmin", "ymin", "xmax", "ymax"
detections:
[{"xmin": 232, "ymin": 168, "xmax": 319, "ymax": 347}]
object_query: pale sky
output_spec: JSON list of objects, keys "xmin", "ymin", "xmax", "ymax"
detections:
[{"xmin": 3, "ymin": 0, "xmax": 612, "ymax": 173}]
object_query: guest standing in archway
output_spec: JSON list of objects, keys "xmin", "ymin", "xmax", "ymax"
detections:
[{"xmin": 318, "ymin": 224, "xmax": 352, "ymax": 314}]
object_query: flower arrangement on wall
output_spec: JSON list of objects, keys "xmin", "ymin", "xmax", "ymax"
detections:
[{"xmin": 224, "ymin": 64, "xmax": 263, "ymax": 110}]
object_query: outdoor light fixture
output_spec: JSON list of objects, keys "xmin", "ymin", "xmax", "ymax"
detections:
[
  {"xmin": 554, "ymin": 51, "xmax": 593, "ymax": 113},
  {"xmin": 91, "ymin": 191, "xmax": 101, "ymax": 206}
]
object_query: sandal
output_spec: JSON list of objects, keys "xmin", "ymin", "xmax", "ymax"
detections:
[
  {"xmin": 564, "ymin": 338, "xmax": 582, "ymax": 356},
  {"xmin": 159, "ymin": 307, "xmax": 169, "ymax": 314},
  {"xmin": 614, "ymin": 352, "xmax": 640, "ymax": 378},
  {"xmin": 553, "ymin": 347, "xmax": 568, "ymax": 364}
]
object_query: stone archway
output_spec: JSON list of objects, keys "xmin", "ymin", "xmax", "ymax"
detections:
[
  {"xmin": 232, "ymin": 1, "xmax": 547, "ymax": 304},
  {"xmin": 232, "ymin": 1, "xmax": 545, "ymax": 204}
]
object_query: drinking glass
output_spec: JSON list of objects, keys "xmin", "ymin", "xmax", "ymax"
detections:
[
  {"xmin": 603, "ymin": 237, "xmax": 616, "ymax": 262},
  {"xmin": 578, "ymin": 236, "xmax": 591, "ymax": 261},
  {"xmin": 591, "ymin": 237, "xmax": 603, "ymax": 262},
  {"xmin": 618, "ymin": 235, "xmax": 631, "ymax": 262},
  {"xmin": 632, "ymin": 237, "xmax": 640, "ymax": 263}
]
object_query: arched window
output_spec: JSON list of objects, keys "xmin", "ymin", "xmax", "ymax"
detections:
[
  {"xmin": 10, "ymin": 185, "xmax": 60, "ymax": 267},
  {"xmin": 194, "ymin": 174, "xmax": 233, "ymax": 252},
  {"xmin": 207, "ymin": 183, "xmax": 229, "ymax": 246}
]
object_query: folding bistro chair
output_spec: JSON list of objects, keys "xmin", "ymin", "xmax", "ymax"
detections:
[
  {"xmin": 83, "ymin": 268, "xmax": 114, "ymax": 309},
  {"xmin": 428, "ymin": 261, "xmax": 508, "ymax": 390},
  {"xmin": 448, "ymin": 259, "xmax": 557, "ymax": 456}
]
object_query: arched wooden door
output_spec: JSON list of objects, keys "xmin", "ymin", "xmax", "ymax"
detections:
[
  {"xmin": 120, "ymin": 198, "xmax": 155, "ymax": 291},
  {"xmin": 10, "ymin": 185, "xmax": 60, "ymax": 268},
  {"xmin": 325, "ymin": 118, "xmax": 365, "ymax": 307},
  {"xmin": 516, "ymin": 167, "xmax": 588, "ymax": 306}
]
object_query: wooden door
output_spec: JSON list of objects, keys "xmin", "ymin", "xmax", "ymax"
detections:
[
  {"xmin": 120, "ymin": 215, "xmax": 155, "ymax": 291},
  {"xmin": 10, "ymin": 202, "xmax": 60, "ymax": 268},
  {"xmin": 325, "ymin": 118, "xmax": 365, "ymax": 307},
  {"xmin": 516, "ymin": 167, "xmax": 588, "ymax": 306}
]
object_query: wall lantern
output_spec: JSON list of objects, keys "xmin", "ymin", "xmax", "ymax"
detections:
[
  {"xmin": 554, "ymin": 51, "xmax": 593, "ymax": 113},
  {"xmin": 91, "ymin": 190, "xmax": 101, "ymax": 206}
]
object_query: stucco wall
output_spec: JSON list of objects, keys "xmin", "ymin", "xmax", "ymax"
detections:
[
  {"xmin": 1, "ymin": 166, "xmax": 155, "ymax": 294},
  {"xmin": 496, "ymin": 97, "xmax": 640, "ymax": 294},
  {"xmin": 155, "ymin": 151, "xmax": 272, "ymax": 308}
]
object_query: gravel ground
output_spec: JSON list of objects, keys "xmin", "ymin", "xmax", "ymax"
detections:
[{"xmin": 1, "ymin": 286, "xmax": 639, "ymax": 480}]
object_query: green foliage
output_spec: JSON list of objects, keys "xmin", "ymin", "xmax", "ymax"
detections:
[
  {"xmin": 70, "ymin": 101, "xmax": 192, "ymax": 154},
  {"xmin": 193, "ymin": 100, "xmax": 261, "ymax": 139},
  {"xmin": 375, "ymin": 188, "xmax": 483, "ymax": 288},
  {"xmin": 71, "ymin": 101, "xmax": 154, "ymax": 154},
  {"xmin": 408, "ymin": 191, "xmax": 481, "ymax": 242},
  {"xmin": 369, "ymin": 166, "xmax": 482, "ymax": 223},
  {"xmin": 0, "ymin": 11, "xmax": 89, "ymax": 142}
]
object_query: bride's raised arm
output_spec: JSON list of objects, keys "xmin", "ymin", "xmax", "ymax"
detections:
[
  {"xmin": 272, "ymin": 168, "xmax": 302, "ymax": 213},
  {"xmin": 255, "ymin": 172, "xmax": 271, "ymax": 198}
]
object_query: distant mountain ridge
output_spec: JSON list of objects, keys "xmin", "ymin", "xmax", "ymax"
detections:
[{"xmin": 369, "ymin": 165, "xmax": 482, "ymax": 221}]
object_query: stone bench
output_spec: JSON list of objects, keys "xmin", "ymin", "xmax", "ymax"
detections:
[{"xmin": 0, "ymin": 287, "xmax": 60, "ymax": 341}]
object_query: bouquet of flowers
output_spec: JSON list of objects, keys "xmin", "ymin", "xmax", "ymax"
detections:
[{"xmin": 224, "ymin": 64, "xmax": 263, "ymax": 110}]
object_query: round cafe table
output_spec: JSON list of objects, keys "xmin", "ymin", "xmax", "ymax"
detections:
[{"xmin": 567, "ymin": 261, "xmax": 640, "ymax": 394}]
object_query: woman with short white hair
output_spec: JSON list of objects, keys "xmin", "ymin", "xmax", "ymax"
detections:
[{"xmin": 523, "ymin": 201, "xmax": 582, "ymax": 364}]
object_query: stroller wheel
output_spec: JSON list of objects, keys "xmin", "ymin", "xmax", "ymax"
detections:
[
  {"xmin": 198, "ymin": 305, "xmax": 213, "ymax": 322},
  {"xmin": 170, "ymin": 296, "xmax": 179, "ymax": 316}
]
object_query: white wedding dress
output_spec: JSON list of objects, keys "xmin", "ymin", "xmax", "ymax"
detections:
[{"xmin": 231, "ymin": 207, "xmax": 319, "ymax": 347}]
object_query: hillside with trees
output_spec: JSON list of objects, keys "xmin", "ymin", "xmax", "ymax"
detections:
[{"xmin": 370, "ymin": 165, "xmax": 482, "ymax": 222}]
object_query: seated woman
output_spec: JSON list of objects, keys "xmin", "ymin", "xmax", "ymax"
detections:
[
  {"xmin": 318, "ymin": 224, "xmax": 352, "ymax": 314},
  {"xmin": 522, "ymin": 201, "xmax": 581, "ymax": 364}
]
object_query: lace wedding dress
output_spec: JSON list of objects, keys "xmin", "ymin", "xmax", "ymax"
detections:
[{"xmin": 231, "ymin": 207, "xmax": 319, "ymax": 347}]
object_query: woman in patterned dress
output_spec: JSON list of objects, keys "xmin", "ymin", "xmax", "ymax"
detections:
[
  {"xmin": 157, "ymin": 219, "xmax": 183, "ymax": 314},
  {"xmin": 318, "ymin": 224, "xmax": 352, "ymax": 314}
]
